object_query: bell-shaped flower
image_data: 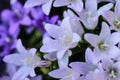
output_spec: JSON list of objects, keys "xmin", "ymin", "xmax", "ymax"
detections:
[
  {"xmin": 63, "ymin": 9, "xmax": 84, "ymax": 37},
  {"xmin": 99, "ymin": 57, "xmax": 120, "ymax": 80},
  {"xmin": 40, "ymin": 17, "xmax": 81, "ymax": 60},
  {"xmin": 68, "ymin": 48, "xmax": 103, "ymax": 80},
  {"xmin": 24, "ymin": 0, "xmax": 53, "ymax": 15},
  {"xmin": 102, "ymin": 0, "xmax": 120, "ymax": 32},
  {"xmin": 3, "ymin": 39, "xmax": 48, "ymax": 80},
  {"xmin": 53, "ymin": 0, "xmax": 83, "ymax": 12},
  {"xmin": 78, "ymin": 0, "xmax": 113, "ymax": 29},
  {"xmin": 84, "ymin": 22, "xmax": 120, "ymax": 59}
]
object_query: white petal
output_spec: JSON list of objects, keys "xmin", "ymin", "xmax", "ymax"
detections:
[
  {"xmin": 12, "ymin": 67, "xmax": 32, "ymax": 80},
  {"xmin": 3, "ymin": 54, "xmax": 24, "ymax": 66},
  {"xmin": 45, "ymin": 24, "xmax": 64, "ymax": 39},
  {"xmin": 58, "ymin": 50, "xmax": 71, "ymax": 68},
  {"xmin": 109, "ymin": 32, "xmax": 120, "ymax": 45},
  {"xmin": 115, "ymin": 0, "xmax": 120, "ymax": 16},
  {"xmin": 17, "ymin": 39, "xmax": 28, "ymax": 54},
  {"xmin": 42, "ymin": 0, "xmax": 53, "ymax": 15},
  {"xmin": 61, "ymin": 17, "xmax": 72, "ymax": 35},
  {"xmin": 102, "ymin": 11, "xmax": 114, "ymax": 25},
  {"xmin": 84, "ymin": 33, "xmax": 100, "ymax": 48},
  {"xmin": 85, "ymin": 0, "xmax": 97, "ymax": 13},
  {"xmin": 100, "ymin": 22, "xmax": 110, "ymax": 39},
  {"xmin": 97, "ymin": 3, "xmax": 113, "ymax": 15},
  {"xmin": 70, "ymin": 33, "xmax": 81, "ymax": 48},
  {"xmin": 53, "ymin": 0, "xmax": 70, "ymax": 7},
  {"xmin": 28, "ymin": 48, "xmax": 37, "ymax": 56},
  {"xmin": 49, "ymin": 68, "xmax": 71, "ymax": 78},
  {"xmin": 24, "ymin": 0, "xmax": 45, "ymax": 8},
  {"xmin": 69, "ymin": 0, "xmax": 83, "ymax": 12},
  {"xmin": 57, "ymin": 49, "xmax": 67, "ymax": 60},
  {"xmin": 40, "ymin": 39, "xmax": 60, "ymax": 53}
]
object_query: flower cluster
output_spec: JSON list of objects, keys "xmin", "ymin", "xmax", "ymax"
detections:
[{"xmin": 1, "ymin": 0, "xmax": 120, "ymax": 80}]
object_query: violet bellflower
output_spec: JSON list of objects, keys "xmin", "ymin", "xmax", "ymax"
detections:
[
  {"xmin": 84, "ymin": 22, "xmax": 120, "ymax": 59},
  {"xmin": 78, "ymin": 0, "xmax": 113, "ymax": 29},
  {"xmin": 3, "ymin": 39, "xmax": 49, "ymax": 80},
  {"xmin": 24, "ymin": 0, "xmax": 54, "ymax": 15},
  {"xmin": 40, "ymin": 17, "xmax": 81, "ymax": 60},
  {"xmin": 63, "ymin": 9, "xmax": 84, "ymax": 37},
  {"xmin": 102, "ymin": 0, "xmax": 120, "ymax": 32},
  {"xmin": 31, "ymin": 6, "xmax": 58, "ymax": 34},
  {"xmin": 1, "ymin": 2, "xmax": 32, "ymax": 35}
]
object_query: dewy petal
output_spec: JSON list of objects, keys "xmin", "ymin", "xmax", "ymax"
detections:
[
  {"xmin": 42, "ymin": 0, "xmax": 53, "ymax": 15},
  {"xmin": 53, "ymin": 0, "xmax": 70, "ymax": 7},
  {"xmin": 24, "ymin": 0, "xmax": 46, "ymax": 8},
  {"xmin": 84, "ymin": 33, "xmax": 100, "ymax": 48},
  {"xmin": 115, "ymin": 0, "xmax": 120, "ymax": 17},
  {"xmin": 12, "ymin": 66, "xmax": 32, "ymax": 80},
  {"xmin": 3, "ymin": 54, "xmax": 24, "ymax": 66},
  {"xmin": 100, "ymin": 22, "xmax": 110, "ymax": 39},
  {"xmin": 109, "ymin": 32, "xmax": 120, "ymax": 45},
  {"xmin": 97, "ymin": 3, "xmax": 113, "ymax": 15},
  {"xmin": 85, "ymin": 0, "xmax": 97, "ymax": 13},
  {"xmin": 45, "ymin": 24, "xmax": 64, "ymax": 39},
  {"xmin": 17, "ymin": 39, "xmax": 28, "ymax": 54}
]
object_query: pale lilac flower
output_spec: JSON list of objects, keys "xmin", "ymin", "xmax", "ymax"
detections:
[
  {"xmin": 3, "ymin": 39, "xmax": 47, "ymax": 80},
  {"xmin": 102, "ymin": 0, "xmax": 120, "ymax": 32},
  {"xmin": 24, "ymin": 0, "xmax": 53, "ymax": 15},
  {"xmin": 40, "ymin": 17, "xmax": 81, "ymax": 60},
  {"xmin": 78, "ymin": 0, "xmax": 113, "ymax": 29},
  {"xmin": 53, "ymin": 0, "xmax": 83, "ymax": 12},
  {"xmin": 63, "ymin": 9, "xmax": 84, "ymax": 37},
  {"xmin": 84, "ymin": 22, "xmax": 120, "ymax": 59},
  {"xmin": 100, "ymin": 57, "xmax": 120, "ymax": 80}
]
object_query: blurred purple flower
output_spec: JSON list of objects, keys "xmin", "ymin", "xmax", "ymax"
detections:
[
  {"xmin": 0, "ymin": 25, "xmax": 18, "ymax": 57},
  {"xmin": 1, "ymin": 2, "xmax": 32, "ymax": 35},
  {"xmin": 31, "ymin": 7, "xmax": 59, "ymax": 34}
]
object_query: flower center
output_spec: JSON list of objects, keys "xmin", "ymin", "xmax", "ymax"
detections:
[
  {"xmin": 108, "ymin": 68, "xmax": 117, "ymax": 78},
  {"xmin": 113, "ymin": 20, "xmax": 120, "ymax": 29},
  {"xmin": 24, "ymin": 57, "xmax": 34, "ymax": 67},
  {"xmin": 61, "ymin": 35, "xmax": 72, "ymax": 46},
  {"xmin": 98, "ymin": 41, "xmax": 108, "ymax": 51}
]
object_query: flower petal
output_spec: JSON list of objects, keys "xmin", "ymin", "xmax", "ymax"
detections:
[
  {"xmin": 53, "ymin": 0, "xmax": 69, "ymax": 7},
  {"xmin": 84, "ymin": 33, "xmax": 100, "ymax": 48},
  {"xmin": 100, "ymin": 22, "xmax": 110, "ymax": 39}
]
